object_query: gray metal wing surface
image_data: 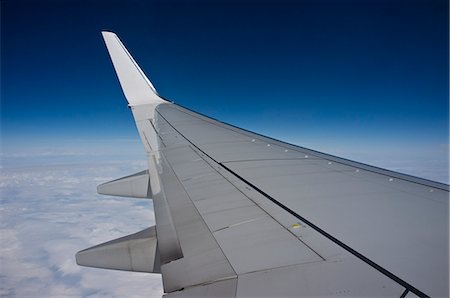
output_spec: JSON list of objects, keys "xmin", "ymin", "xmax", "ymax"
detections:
[{"xmin": 76, "ymin": 32, "xmax": 449, "ymax": 298}]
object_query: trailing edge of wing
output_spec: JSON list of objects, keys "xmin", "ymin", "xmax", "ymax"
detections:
[{"xmin": 101, "ymin": 31, "xmax": 164, "ymax": 106}]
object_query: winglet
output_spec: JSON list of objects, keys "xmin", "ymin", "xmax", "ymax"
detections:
[{"xmin": 101, "ymin": 31, "xmax": 164, "ymax": 106}]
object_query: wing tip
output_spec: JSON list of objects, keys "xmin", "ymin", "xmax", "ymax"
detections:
[
  {"xmin": 101, "ymin": 31, "xmax": 166, "ymax": 106},
  {"xmin": 101, "ymin": 30, "xmax": 116, "ymax": 36}
]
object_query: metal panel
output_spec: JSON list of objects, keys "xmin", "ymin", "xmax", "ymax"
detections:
[
  {"xmin": 213, "ymin": 217, "xmax": 322, "ymax": 274},
  {"xmin": 404, "ymin": 290, "xmax": 420, "ymax": 298},
  {"xmin": 167, "ymin": 122, "xmax": 249, "ymax": 145},
  {"xmin": 183, "ymin": 173, "xmax": 240, "ymax": 201},
  {"xmin": 200, "ymin": 141, "xmax": 303, "ymax": 163},
  {"xmin": 236, "ymin": 254, "xmax": 405, "ymax": 297},
  {"xmin": 194, "ymin": 192, "xmax": 255, "ymax": 215},
  {"xmin": 202, "ymin": 204, "xmax": 267, "ymax": 232},
  {"xmin": 224, "ymin": 159, "xmax": 355, "ymax": 178},
  {"xmin": 151, "ymin": 183, "xmax": 183, "ymax": 265},
  {"xmin": 164, "ymin": 278, "xmax": 237, "ymax": 297},
  {"xmin": 164, "ymin": 145, "xmax": 324, "ymax": 278},
  {"xmin": 225, "ymin": 159, "xmax": 449, "ymax": 297},
  {"xmin": 158, "ymin": 149, "xmax": 236, "ymax": 293}
]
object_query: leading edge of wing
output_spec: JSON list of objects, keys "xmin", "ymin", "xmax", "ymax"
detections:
[{"xmin": 172, "ymin": 103, "xmax": 449, "ymax": 191}]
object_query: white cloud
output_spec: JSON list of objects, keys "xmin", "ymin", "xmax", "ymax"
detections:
[{"xmin": 0, "ymin": 156, "xmax": 163, "ymax": 297}]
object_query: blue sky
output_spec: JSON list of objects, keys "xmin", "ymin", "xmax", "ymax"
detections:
[{"xmin": 2, "ymin": 0, "xmax": 448, "ymax": 183}]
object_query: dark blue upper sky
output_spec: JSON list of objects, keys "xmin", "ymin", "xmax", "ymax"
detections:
[{"xmin": 2, "ymin": 0, "xmax": 448, "ymax": 180}]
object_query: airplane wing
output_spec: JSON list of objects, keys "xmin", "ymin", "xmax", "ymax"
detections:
[{"xmin": 76, "ymin": 32, "xmax": 449, "ymax": 298}]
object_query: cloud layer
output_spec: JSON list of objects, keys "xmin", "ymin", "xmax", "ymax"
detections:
[{"xmin": 0, "ymin": 153, "xmax": 163, "ymax": 297}]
